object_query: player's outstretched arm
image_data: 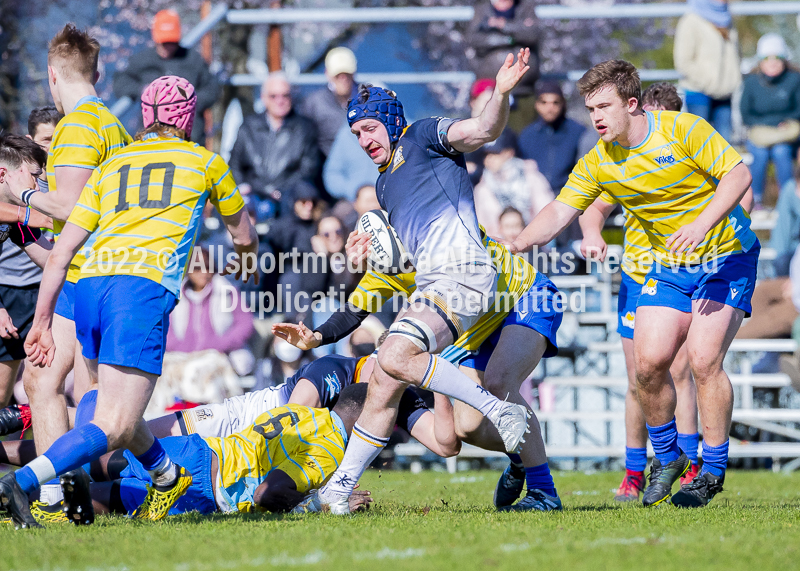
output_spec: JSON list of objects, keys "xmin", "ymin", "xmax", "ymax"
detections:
[
  {"xmin": 7, "ymin": 166, "xmax": 93, "ymax": 222},
  {"xmin": 22, "ymin": 235, "xmax": 54, "ymax": 269},
  {"xmin": 254, "ymin": 469, "xmax": 305, "ymax": 512},
  {"xmin": 221, "ymin": 208, "xmax": 260, "ymax": 284},
  {"xmin": 446, "ymin": 48, "xmax": 531, "ymax": 153},
  {"xmin": 0, "ymin": 203, "xmax": 52, "ymax": 228},
  {"xmin": 579, "ymin": 200, "xmax": 615, "ymax": 262},
  {"xmin": 666, "ymin": 162, "xmax": 752, "ymax": 256},
  {"xmin": 510, "ymin": 200, "xmax": 582, "ymax": 254},
  {"xmin": 24, "ymin": 221, "xmax": 90, "ymax": 367}
]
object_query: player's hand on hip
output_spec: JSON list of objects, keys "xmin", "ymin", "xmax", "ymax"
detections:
[
  {"xmin": 271, "ymin": 321, "xmax": 320, "ymax": 350},
  {"xmin": 24, "ymin": 326, "xmax": 55, "ymax": 368},
  {"xmin": 581, "ymin": 236, "xmax": 608, "ymax": 262},
  {"xmin": 0, "ymin": 309, "xmax": 18, "ymax": 339},
  {"xmin": 346, "ymin": 230, "xmax": 371, "ymax": 271},
  {"xmin": 495, "ymin": 48, "xmax": 531, "ymax": 95},
  {"xmin": 666, "ymin": 221, "xmax": 709, "ymax": 258}
]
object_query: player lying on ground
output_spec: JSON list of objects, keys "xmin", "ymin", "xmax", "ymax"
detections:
[
  {"xmin": 0, "ymin": 75, "xmax": 258, "ymax": 530},
  {"xmin": 509, "ymin": 60, "xmax": 758, "ymax": 508},
  {"xmin": 274, "ymin": 227, "xmax": 563, "ymax": 512},
  {"xmin": 0, "ymin": 28, "xmax": 133, "ymax": 514}
]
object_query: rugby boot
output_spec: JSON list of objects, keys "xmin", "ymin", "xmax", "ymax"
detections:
[
  {"xmin": 672, "ymin": 472, "xmax": 724, "ymax": 508},
  {"xmin": 317, "ymin": 487, "xmax": 352, "ymax": 515},
  {"xmin": 494, "ymin": 462, "xmax": 525, "ymax": 508},
  {"xmin": 30, "ymin": 500, "xmax": 68, "ymax": 524},
  {"xmin": 487, "ymin": 401, "xmax": 530, "ymax": 454},
  {"xmin": 61, "ymin": 468, "xmax": 94, "ymax": 525},
  {"xmin": 500, "ymin": 489, "xmax": 563, "ymax": 512},
  {"xmin": 614, "ymin": 469, "xmax": 645, "ymax": 502},
  {"xmin": 642, "ymin": 453, "xmax": 690, "ymax": 507},
  {"xmin": 680, "ymin": 462, "xmax": 701, "ymax": 486},
  {"xmin": 132, "ymin": 465, "xmax": 192, "ymax": 520},
  {"xmin": 291, "ymin": 490, "xmax": 324, "ymax": 514},
  {"xmin": 0, "ymin": 473, "xmax": 41, "ymax": 529},
  {"xmin": 0, "ymin": 404, "xmax": 31, "ymax": 437}
]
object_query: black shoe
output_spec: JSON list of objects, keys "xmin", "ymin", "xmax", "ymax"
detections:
[
  {"xmin": 0, "ymin": 473, "xmax": 41, "ymax": 529},
  {"xmin": 493, "ymin": 462, "xmax": 525, "ymax": 508},
  {"xmin": 642, "ymin": 453, "xmax": 690, "ymax": 507},
  {"xmin": 61, "ymin": 468, "xmax": 94, "ymax": 525},
  {"xmin": 671, "ymin": 472, "xmax": 724, "ymax": 508},
  {"xmin": 0, "ymin": 404, "xmax": 30, "ymax": 437}
]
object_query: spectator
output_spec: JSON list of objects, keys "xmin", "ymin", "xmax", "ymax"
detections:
[
  {"xmin": 265, "ymin": 181, "xmax": 328, "ymax": 319},
  {"xmin": 519, "ymin": 81, "xmax": 586, "ymax": 192},
  {"xmin": 301, "ymin": 47, "xmax": 358, "ymax": 158},
  {"xmin": 166, "ymin": 248, "xmax": 255, "ymax": 358},
  {"xmin": 255, "ymin": 335, "xmax": 312, "ymax": 389},
  {"xmin": 740, "ymin": 33, "xmax": 800, "ymax": 204},
  {"xmin": 113, "ymin": 9, "xmax": 220, "ymax": 144},
  {"xmin": 229, "ymin": 73, "xmax": 322, "ymax": 219},
  {"xmin": 498, "ymin": 206, "xmax": 525, "ymax": 243},
  {"xmin": 780, "ymin": 246, "xmax": 800, "ymax": 390},
  {"xmin": 323, "ymin": 123, "xmax": 379, "ymax": 202},
  {"xmin": 467, "ymin": 0, "xmax": 540, "ymax": 95},
  {"xmin": 770, "ymin": 170, "xmax": 800, "ymax": 276},
  {"xmin": 673, "ymin": 0, "xmax": 741, "ymax": 141},
  {"xmin": 473, "ymin": 129, "xmax": 553, "ymax": 237},
  {"xmin": 332, "ymin": 183, "xmax": 381, "ymax": 232}
]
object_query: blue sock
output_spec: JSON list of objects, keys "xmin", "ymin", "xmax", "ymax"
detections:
[
  {"xmin": 135, "ymin": 439, "xmax": 167, "ymax": 472},
  {"xmin": 507, "ymin": 453, "xmax": 523, "ymax": 468},
  {"xmin": 700, "ymin": 440, "xmax": 729, "ymax": 478},
  {"xmin": 646, "ymin": 418, "xmax": 680, "ymax": 464},
  {"xmin": 14, "ymin": 424, "xmax": 108, "ymax": 494},
  {"xmin": 625, "ymin": 447, "xmax": 648, "ymax": 472},
  {"xmin": 677, "ymin": 432, "xmax": 700, "ymax": 464},
  {"xmin": 525, "ymin": 462, "xmax": 557, "ymax": 497},
  {"xmin": 74, "ymin": 389, "xmax": 99, "ymax": 474},
  {"xmin": 74, "ymin": 389, "xmax": 98, "ymax": 428}
]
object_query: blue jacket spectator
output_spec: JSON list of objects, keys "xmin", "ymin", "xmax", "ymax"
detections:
[
  {"xmin": 769, "ymin": 178, "xmax": 800, "ymax": 276},
  {"xmin": 518, "ymin": 81, "xmax": 586, "ymax": 192}
]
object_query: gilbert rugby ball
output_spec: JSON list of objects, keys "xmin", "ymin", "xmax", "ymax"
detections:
[{"xmin": 355, "ymin": 209, "xmax": 412, "ymax": 274}]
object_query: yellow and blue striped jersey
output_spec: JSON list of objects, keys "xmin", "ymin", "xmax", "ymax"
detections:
[
  {"xmin": 47, "ymin": 96, "xmax": 132, "ymax": 282},
  {"xmin": 205, "ymin": 404, "xmax": 347, "ymax": 513},
  {"xmin": 67, "ymin": 134, "xmax": 244, "ymax": 293},
  {"xmin": 597, "ymin": 191, "xmax": 652, "ymax": 285},
  {"xmin": 559, "ymin": 111, "xmax": 756, "ymax": 265},
  {"xmin": 349, "ymin": 233, "xmax": 537, "ymax": 356}
]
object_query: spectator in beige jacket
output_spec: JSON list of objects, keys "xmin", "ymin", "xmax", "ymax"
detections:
[{"xmin": 673, "ymin": 0, "xmax": 741, "ymax": 140}]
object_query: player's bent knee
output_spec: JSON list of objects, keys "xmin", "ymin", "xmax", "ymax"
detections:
[{"xmin": 386, "ymin": 317, "xmax": 437, "ymax": 354}]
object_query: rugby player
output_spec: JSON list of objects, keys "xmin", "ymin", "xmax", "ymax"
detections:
[
  {"xmin": 510, "ymin": 60, "xmax": 758, "ymax": 508},
  {"xmin": 0, "ymin": 75, "xmax": 258, "ymax": 529},
  {"xmin": 0, "ymin": 24, "xmax": 132, "ymax": 510},
  {"xmin": 579, "ymin": 83, "xmax": 700, "ymax": 501},
  {"xmin": 275, "ymin": 50, "xmax": 566, "ymax": 513},
  {"xmin": 274, "ymin": 232, "xmax": 564, "ymax": 511}
]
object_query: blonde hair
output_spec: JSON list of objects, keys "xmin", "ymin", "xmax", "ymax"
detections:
[
  {"xmin": 48, "ymin": 24, "xmax": 100, "ymax": 84},
  {"xmin": 134, "ymin": 123, "xmax": 186, "ymax": 141}
]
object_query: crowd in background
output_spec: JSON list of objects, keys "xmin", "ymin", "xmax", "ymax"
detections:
[{"xmin": 5, "ymin": 0, "xmax": 800, "ymax": 418}]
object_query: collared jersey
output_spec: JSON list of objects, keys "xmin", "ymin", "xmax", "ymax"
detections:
[
  {"xmin": 559, "ymin": 111, "xmax": 756, "ymax": 265},
  {"xmin": 205, "ymin": 404, "xmax": 346, "ymax": 512},
  {"xmin": 67, "ymin": 135, "xmax": 244, "ymax": 294},
  {"xmin": 349, "ymin": 233, "xmax": 537, "ymax": 355},
  {"xmin": 597, "ymin": 191, "xmax": 653, "ymax": 284},
  {"xmin": 47, "ymin": 96, "xmax": 132, "ymax": 282},
  {"xmin": 279, "ymin": 355, "xmax": 367, "ymax": 408},
  {"xmin": 376, "ymin": 117, "xmax": 492, "ymax": 288}
]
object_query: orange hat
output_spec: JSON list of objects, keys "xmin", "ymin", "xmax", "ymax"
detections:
[{"xmin": 152, "ymin": 10, "xmax": 181, "ymax": 44}]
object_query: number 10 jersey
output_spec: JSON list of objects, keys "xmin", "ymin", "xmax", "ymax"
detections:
[
  {"xmin": 67, "ymin": 133, "xmax": 244, "ymax": 293},
  {"xmin": 204, "ymin": 404, "xmax": 348, "ymax": 513}
]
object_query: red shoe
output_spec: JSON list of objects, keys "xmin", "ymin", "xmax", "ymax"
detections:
[
  {"xmin": 680, "ymin": 462, "xmax": 700, "ymax": 486},
  {"xmin": 615, "ymin": 469, "xmax": 645, "ymax": 502},
  {"xmin": 0, "ymin": 404, "xmax": 31, "ymax": 438}
]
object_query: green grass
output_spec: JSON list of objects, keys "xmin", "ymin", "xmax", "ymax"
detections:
[{"xmin": 4, "ymin": 469, "xmax": 800, "ymax": 571}]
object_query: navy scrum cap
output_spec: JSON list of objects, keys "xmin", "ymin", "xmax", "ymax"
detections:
[{"xmin": 347, "ymin": 86, "xmax": 407, "ymax": 144}]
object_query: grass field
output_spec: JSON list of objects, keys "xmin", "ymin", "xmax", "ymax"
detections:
[{"xmin": 3, "ymin": 469, "xmax": 800, "ymax": 571}]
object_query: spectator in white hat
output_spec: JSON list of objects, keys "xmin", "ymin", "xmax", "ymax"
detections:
[
  {"xmin": 301, "ymin": 47, "xmax": 359, "ymax": 157},
  {"xmin": 740, "ymin": 33, "xmax": 800, "ymax": 204}
]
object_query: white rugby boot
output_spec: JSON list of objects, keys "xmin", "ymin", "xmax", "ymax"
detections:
[{"xmin": 486, "ymin": 401, "xmax": 531, "ymax": 454}]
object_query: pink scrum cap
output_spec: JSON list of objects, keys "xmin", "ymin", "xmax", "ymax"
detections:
[{"xmin": 141, "ymin": 75, "xmax": 197, "ymax": 137}]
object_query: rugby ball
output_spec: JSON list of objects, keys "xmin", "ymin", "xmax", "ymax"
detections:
[{"xmin": 355, "ymin": 209, "xmax": 412, "ymax": 274}]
